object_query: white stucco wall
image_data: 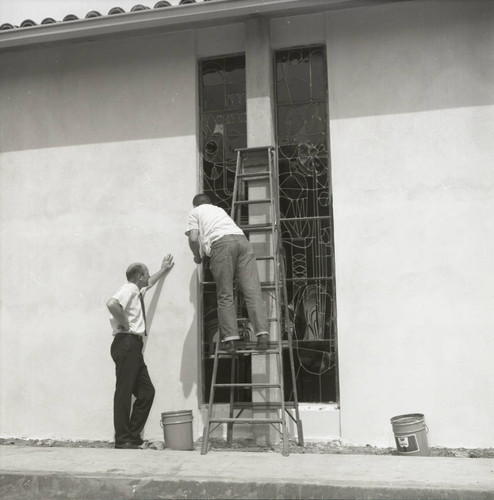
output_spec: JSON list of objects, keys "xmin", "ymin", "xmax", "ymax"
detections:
[
  {"xmin": 326, "ymin": 0, "xmax": 494, "ymax": 447},
  {"xmin": 0, "ymin": 29, "xmax": 201, "ymax": 442},
  {"xmin": 1, "ymin": 0, "xmax": 493, "ymax": 449}
]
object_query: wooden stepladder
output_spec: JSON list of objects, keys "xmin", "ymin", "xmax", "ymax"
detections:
[{"xmin": 201, "ymin": 146, "xmax": 303, "ymax": 457}]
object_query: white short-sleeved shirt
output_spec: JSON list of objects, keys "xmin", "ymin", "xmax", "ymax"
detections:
[
  {"xmin": 185, "ymin": 204, "xmax": 243, "ymax": 256},
  {"xmin": 109, "ymin": 282, "xmax": 146, "ymax": 336}
]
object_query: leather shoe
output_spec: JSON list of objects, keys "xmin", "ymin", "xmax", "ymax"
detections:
[
  {"xmin": 223, "ymin": 340, "xmax": 237, "ymax": 353},
  {"xmin": 256, "ymin": 334, "xmax": 269, "ymax": 351},
  {"xmin": 115, "ymin": 441, "xmax": 140, "ymax": 449}
]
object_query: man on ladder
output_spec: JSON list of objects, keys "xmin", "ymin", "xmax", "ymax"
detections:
[{"xmin": 185, "ymin": 193, "xmax": 269, "ymax": 351}]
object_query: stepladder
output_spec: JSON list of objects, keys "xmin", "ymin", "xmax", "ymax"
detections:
[{"xmin": 201, "ymin": 146, "xmax": 303, "ymax": 456}]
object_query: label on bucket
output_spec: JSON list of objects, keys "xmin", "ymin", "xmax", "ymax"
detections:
[{"xmin": 395, "ymin": 434, "xmax": 419, "ymax": 453}]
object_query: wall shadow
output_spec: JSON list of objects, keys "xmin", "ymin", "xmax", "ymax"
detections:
[
  {"xmin": 141, "ymin": 271, "xmax": 168, "ymax": 357},
  {"xmin": 180, "ymin": 269, "xmax": 199, "ymax": 400},
  {"xmin": 1, "ymin": 2, "xmax": 493, "ymax": 155},
  {"xmin": 326, "ymin": 1, "xmax": 494, "ymax": 120},
  {"xmin": 0, "ymin": 30, "xmax": 195, "ymax": 153}
]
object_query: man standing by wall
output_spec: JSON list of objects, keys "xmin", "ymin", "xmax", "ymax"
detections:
[
  {"xmin": 106, "ymin": 255, "xmax": 174, "ymax": 449},
  {"xmin": 185, "ymin": 193, "xmax": 269, "ymax": 351}
]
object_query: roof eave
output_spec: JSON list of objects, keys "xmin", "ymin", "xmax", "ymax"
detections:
[{"xmin": 0, "ymin": 0, "xmax": 413, "ymax": 52}]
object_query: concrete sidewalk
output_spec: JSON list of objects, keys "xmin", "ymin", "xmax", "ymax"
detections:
[{"xmin": 1, "ymin": 445, "xmax": 493, "ymax": 499}]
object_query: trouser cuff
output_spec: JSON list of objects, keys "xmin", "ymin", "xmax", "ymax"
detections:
[{"xmin": 223, "ymin": 335, "xmax": 240, "ymax": 342}]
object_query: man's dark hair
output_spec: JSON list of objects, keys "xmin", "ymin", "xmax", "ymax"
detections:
[
  {"xmin": 126, "ymin": 263, "xmax": 146, "ymax": 281},
  {"xmin": 193, "ymin": 193, "xmax": 211, "ymax": 207}
]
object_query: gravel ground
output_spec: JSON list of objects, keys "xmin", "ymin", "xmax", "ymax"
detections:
[{"xmin": 1, "ymin": 438, "xmax": 493, "ymax": 458}]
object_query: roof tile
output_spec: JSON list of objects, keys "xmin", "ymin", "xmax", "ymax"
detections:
[
  {"xmin": 85, "ymin": 11, "xmax": 102, "ymax": 19},
  {"xmin": 2, "ymin": 1, "xmax": 215, "ymax": 32},
  {"xmin": 62, "ymin": 14, "xmax": 80, "ymax": 22},
  {"xmin": 20, "ymin": 19, "xmax": 37, "ymax": 27}
]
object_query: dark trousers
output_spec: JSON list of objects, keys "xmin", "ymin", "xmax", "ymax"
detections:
[{"xmin": 110, "ymin": 333, "xmax": 155, "ymax": 445}]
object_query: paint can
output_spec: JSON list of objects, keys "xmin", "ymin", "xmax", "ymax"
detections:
[
  {"xmin": 160, "ymin": 410, "xmax": 194, "ymax": 450},
  {"xmin": 390, "ymin": 413, "xmax": 430, "ymax": 456}
]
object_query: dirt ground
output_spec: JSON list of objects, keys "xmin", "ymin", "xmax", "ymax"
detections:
[{"xmin": 1, "ymin": 438, "xmax": 493, "ymax": 458}]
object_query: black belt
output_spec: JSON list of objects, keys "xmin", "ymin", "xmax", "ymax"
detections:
[{"xmin": 115, "ymin": 332, "xmax": 143, "ymax": 341}]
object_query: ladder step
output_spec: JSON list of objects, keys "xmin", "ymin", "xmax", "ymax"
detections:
[
  {"xmin": 238, "ymin": 164, "xmax": 269, "ymax": 170},
  {"xmin": 260, "ymin": 281, "xmax": 277, "ymax": 289},
  {"xmin": 237, "ymin": 146, "xmax": 273, "ymax": 153},
  {"xmin": 232, "ymin": 402, "xmax": 297, "ymax": 409},
  {"xmin": 213, "ymin": 348, "xmax": 282, "ymax": 357},
  {"xmin": 237, "ymin": 172, "xmax": 270, "ymax": 179},
  {"xmin": 213, "ymin": 383, "xmax": 281, "ymax": 389},
  {"xmin": 209, "ymin": 418, "xmax": 283, "ymax": 424},
  {"xmin": 233, "ymin": 199, "xmax": 271, "ymax": 205},
  {"xmin": 240, "ymin": 224, "xmax": 273, "ymax": 231},
  {"xmin": 206, "ymin": 351, "xmax": 280, "ymax": 359},
  {"xmin": 236, "ymin": 316, "xmax": 279, "ymax": 323},
  {"xmin": 201, "ymin": 281, "xmax": 277, "ymax": 288}
]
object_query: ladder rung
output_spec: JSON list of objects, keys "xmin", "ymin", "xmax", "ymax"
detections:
[
  {"xmin": 236, "ymin": 316, "xmax": 279, "ymax": 322},
  {"xmin": 240, "ymin": 224, "xmax": 273, "ymax": 231},
  {"xmin": 232, "ymin": 402, "xmax": 297, "ymax": 409},
  {"xmin": 233, "ymin": 199, "xmax": 271, "ymax": 205},
  {"xmin": 201, "ymin": 281, "xmax": 277, "ymax": 288},
  {"xmin": 240, "ymin": 163, "xmax": 270, "ymax": 168},
  {"xmin": 206, "ymin": 350, "xmax": 280, "ymax": 359},
  {"xmin": 256, "ymin": 255, "xmax": 275, "ymax": 261},
  {"xmin": 260, "ymin": 281, "xmax": 277, "ymax": 288},
  {"xmin": 209, "ymin": 418, "xmax": 283, "ymax": 424},
  {"xmin": 238, "ymin": 160, "xmax": 270, "ymax": 168},
  {"xmin": 214, "ymin": 349, "xmax": 282, "ymax": 357},
  {"xmin": 237, "ymin": 146, "xmax": 274, "ymax": 153},
  {"xmin": 213, "ymin": 383, "xmax": 281, "ymax": 389},
  {"xmin": 237, "ymin": 172, "xmax": 270, "ymax": 179}
]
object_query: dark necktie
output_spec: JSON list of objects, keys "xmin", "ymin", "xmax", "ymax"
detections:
[{"xmin": 139, "ymin": 293, "xmax": 147, "ymax": 336}]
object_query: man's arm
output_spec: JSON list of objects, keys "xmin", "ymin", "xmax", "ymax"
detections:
[
  {"xmin": 147, "ymin": 254, "xmax": 174, "ymax": 290},
  {"xmin": 106, "ymin": 299, "xmax": 129, "ymax": 332},
  {"xmin": 187, "ymin": 230, "xmax": 202, "ymax": 264}
]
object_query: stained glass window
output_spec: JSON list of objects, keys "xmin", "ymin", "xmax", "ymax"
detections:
[
  {"xmin": 199, "ymin": 55, "xmax": 250, "ymax": 403},
  {"xmin": 198, "ymin": 48, "xmax": 338, "ymax": 405},
  {"xmin": 275, "ymin": 46, "xmax": 338, "ymax": 403},
  {"xmin": 200, "ymin": 55, "xmax": 247, "ymax": 212}
]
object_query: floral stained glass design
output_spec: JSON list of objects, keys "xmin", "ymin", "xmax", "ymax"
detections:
[{"xmin": 275, "ymin": 47, "xmax": 338, "ymax": 403}]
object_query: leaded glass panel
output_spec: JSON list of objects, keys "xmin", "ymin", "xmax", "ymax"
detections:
[
  {"xmin": 199, "ymin": 55, "xmax": 250, "ymax": 403},
  {"xmin": 275, "ymin": 46, "xmax": 338, "ymax": 403}
]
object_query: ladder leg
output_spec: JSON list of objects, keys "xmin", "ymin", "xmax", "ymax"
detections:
[
  {"xmin": 281, "ymin": 249, "xmax": 304, "ymax": 447},
  {"xmin": 289, "ymin": 342, "xmax": 304, "ymax": 446},
  {"xmin": 282, "ymin": 425, "xmax": 289, "ymax": 457},
  {"xmin": 202, "ymin": 340, "xmax": 220, "ymax": 455},
  {"xmin": 276, "ymin": 348, "xmax": 289, "ymax": 457},
  {"xmin": 227, "ymin": 353, "xmax": 236, "ymax": 444}
]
